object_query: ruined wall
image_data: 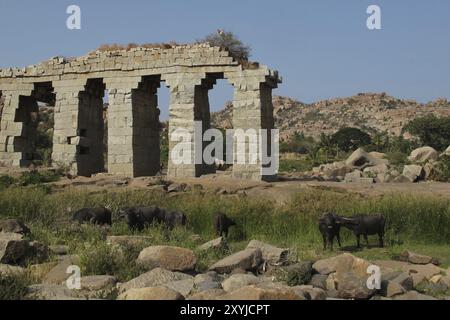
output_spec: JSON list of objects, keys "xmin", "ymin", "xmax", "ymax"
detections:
[{"xmin": 0, "ymin": 44, "xmax": 281, "ymax": 181}]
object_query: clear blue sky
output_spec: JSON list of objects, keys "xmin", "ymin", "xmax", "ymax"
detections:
[{"xmin": 0, "ymin": 0, "xmax": 449, "ymax": 119}]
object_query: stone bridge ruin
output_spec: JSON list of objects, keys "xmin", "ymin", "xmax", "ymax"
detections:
[{"xmin": 0, "ymin": 44, "xmax": 281, "ymax": 180}]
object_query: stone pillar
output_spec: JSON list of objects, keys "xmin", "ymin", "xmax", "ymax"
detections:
[
  {"xmin": 162, "ymin": 73, "xmax": 206, "ymax": 178},
  {"xmin": 196, "ymin": 77, "xmax": 216, "ymax": 175},
  {"xmin": 52, "ymin": 78, "xmax": 105, "ymax": 176},
  {"xmin": 105, "ymin": 76, "xmax": 160, "ymax": 177},
  {"xmin": 227, "ymin": 70, "xmax": 277, "ymax": 181},
  {"xmin": 0, "ymin": 83, "xmax": 36, "ymax": 167}
]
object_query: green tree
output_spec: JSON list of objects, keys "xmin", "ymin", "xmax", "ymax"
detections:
[
  {"xmin": 330, "ymin": 127, "xmax": 372, "ymax": 152},
  {"xmin": 403, "ymin": 115, "xmax": 450, "ymax": 151}
]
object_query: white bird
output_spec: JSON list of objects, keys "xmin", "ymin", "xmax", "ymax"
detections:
[{"xmin": 217, "ymin": 29, "xmax": 225, "ymax": 36}]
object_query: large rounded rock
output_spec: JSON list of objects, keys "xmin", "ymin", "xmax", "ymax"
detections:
[
  {"xmin": 194, "ymin": 273, "xmax": 222, "ymax": 292},
  {"xmin": 406, "ymin": 264, "xmax": 444, "ymax": 287},
  {"xmin": 187, "ymin": 289, "xmax": 226, "ymax": 300},
  {"xmin": 0, "ymin": 233, "xmax": 30, "ymax": 265},
  {"xmin": 219, "ymin": 282, "xmax": 303, "ymax": 300},
  {"xmin": 80, "ymin": 275, "xmax": 117, "ymax": 291},
  {"xmin": 164, "ymin": 278, "xmax": 195, "ymax": 297},
  {"xmin": 246, "ymin": 240, "xmax": 289, "ymax": 265},
  {"xmin": 408, "ymin": 147, "xmax": 439, "ymax": 163},
  {"xmin": 380, "ymin": 280, "xmax": 406, "ymax": 298},
  {"xmin": 222, "ymin": 274, "xmax": 268, "ymax": 292},
  {"xmin": 313, "ymin": 253, "xmax": 371, "ymax": 276},
  {"xmin": 0, "ymin": 219, "xmax": 30, "ymax": 235},
  {"xmin": 403, "ymin": 165, "xmax": 425, "ymax": 182},
  {"xmin": 137, "ymin": 246, "xmax": 197, "ymax": 272},
  {"xmin": 120, "ymin": 267, "xmax": 193, "ymax": 292},
  {"xmin": 399, "ymin": 250, "xmax": 433, "ymax": 265},
  {"xmin": 346, "ymin": 148, "xmax": 388, "ymax": 168},
  {"xmin": 209, "ymin": 248, "xmax": 263, "ymax": 274},
  {"xmin": 43, "ymin": 255, "xmax": 80, "ymax": 285},
  {"xmin": 118, "ymin": 287, "xmax": 184, "ymax": 300},
  {"xmin": 335, "ymin": 272, "xmax": 377, "ymax": 300}
]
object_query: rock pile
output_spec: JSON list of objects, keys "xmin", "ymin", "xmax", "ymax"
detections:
[
  {"xmin": 312, "ymin": 146, "xmax": 450, "ymax": 184},
  {"xmin": 2, "ymin": 221, "xmax": 449, "ymax": 301}
]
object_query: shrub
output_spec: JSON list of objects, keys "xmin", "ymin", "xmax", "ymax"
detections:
[
  {"xmin": 430, "ymin": 155, "xmax": 450, "ymax": 182},
  {"xmin": 18, "ymin": 170, "xmax": 61, "ymax": 186},
  {"xmin": 330, "ymin": 127, "xmax": 372, "ymax": 152},
  {"xmin": 0, "ymin": 175, "xmax": 15, "ymax": 190},
  {"xmin": 200, "ymin": 30, "xmax": 251, "ymax": 62},
  {"xmin": 0, "ymin": 273, "xmax": 31, "ymax": 300},
  {"xmin": 404, "ymin": 115, "xmax": 450, "ymax": 151}
]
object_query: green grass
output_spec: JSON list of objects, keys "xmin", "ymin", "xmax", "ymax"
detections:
[
  {"xmin": 1, "ymin": 186, "xmax": 450, "ymax": 284},
  {"xmin": 279, "ymin": 159, "xmax": 314, "ymax": 173},
  {"xmin": 0, "ymin": 273, "xmax": 32, "ymax": 300}
]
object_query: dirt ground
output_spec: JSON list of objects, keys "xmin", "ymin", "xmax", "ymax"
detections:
[
  {"xmin": 9, "ymin": 171, "xmax": 445, "ymax": 205},
  {"xmin": 2, "ymin": 166, "xmax": 449, "ymax": 204}
]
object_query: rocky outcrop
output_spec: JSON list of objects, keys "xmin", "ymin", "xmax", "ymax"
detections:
[{"xmin": 212, "ymin": 94, "xmax": 450, "ymax": 141}]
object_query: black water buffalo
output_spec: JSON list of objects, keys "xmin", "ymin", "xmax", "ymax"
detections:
[
  {"xmin": 318, "ymin": 212, "xmax": 342, "ymax": 251},
  {"xmin": 121, "ymin": 207, "xmax": 165, "ymax": 231},
  {"xmin": 121, "ymin": 207, "xmax": 186, "ymax": 231},
  {"xmin": 164, "ymin": 211, "xmax": 187, "ymax": 229},
  {"xmin": 72, "ymin": 207, "xmax": 112, "ymax": 226},
  {"xmin": 214, "ymin": 213, "xmax": 236, "ymax": 238},
  {"xmin": 338, "ymin": 214, "xmax": 386, "ymax": 249}
]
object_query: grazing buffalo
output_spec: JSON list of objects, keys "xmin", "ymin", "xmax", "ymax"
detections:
[
  {"xmin": 338, "ymin": 214, "xmax": 386, "ymax": 249},
  {"xmin": 214, "ymin": 213, "xmax": 236, "ymax": 238},
  {"xmin": 121, "ymin": 207, "xmax": 165, "ymax": 231},
  {"xmin": 318, "ymin": 213, "xmax": 342, "ymax": 251},
  {"xmin": 164, "ymin": 211, "xmax": 187, "ymax": 229},
  {"xmin": 121, "ymin": 207, "xmax": 186, "ymax": 231},
  {"xmin": 72, "ymin": 207, "xmax": 112, "ymax": 226}
]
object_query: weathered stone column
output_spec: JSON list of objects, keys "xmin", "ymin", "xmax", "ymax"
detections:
[
  {"xmin": 227, "ymin": 69, "xmax": 278, "ymax": 181},
  {"xmin": 52, "ymin": 78, "xmax": 105, "ymax": 176},
  {"xmin": 105, "ymin": 76, "xmax": 160, "ymax": 177},
  {"xmin": 0, "ymin": 83, "xmax": 36, "ymax": 167},
  {"xmin": 163, "ymin": 73, "xmax": 206, "ymax": 178}
]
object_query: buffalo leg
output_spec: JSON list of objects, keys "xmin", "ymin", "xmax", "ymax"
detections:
[
  {"xmin": 364, "ymin": 234, "xmax": 369, "ymax": 247},
  {"xmin": 323, "ymin": 235, "xmax": 327, "ymax": 251},
  {"xmin": 378, "ymin": 233, "xmax": 384, "ymax": 248},
  {"xmin": 356, "ymin": 235, "xmax": 361, "ymax": 249},
  {"xmin": 336, "ymin": 233, "xmax": 342, "ymax": 248}
]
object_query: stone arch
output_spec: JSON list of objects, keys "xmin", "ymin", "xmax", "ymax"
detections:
[{"xmin": 0, "ymin": 82, "xmax": 55, "ymax": 167}]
